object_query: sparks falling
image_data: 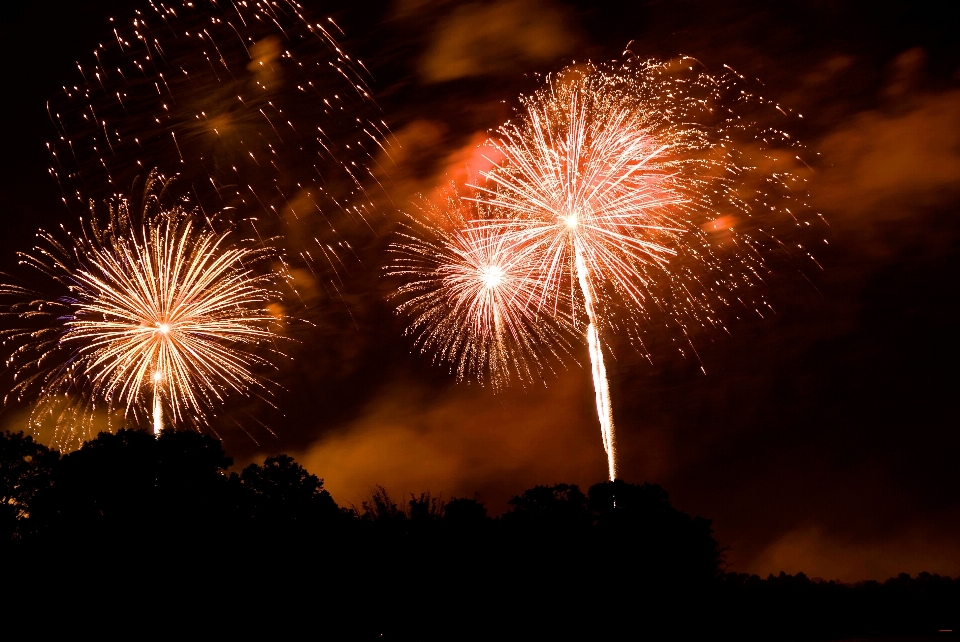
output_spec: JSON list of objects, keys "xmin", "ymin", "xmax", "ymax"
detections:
[
  {"xmin": 391, "ymin": 59, "xmax": 817, "ymax": 481},
  {"xmin": 1, "ymin": 178, "xmax": 285, "ymax": 449},
  {"xmin": 47, "ymin": 0, "xmax": 385, "ymax": 279}
]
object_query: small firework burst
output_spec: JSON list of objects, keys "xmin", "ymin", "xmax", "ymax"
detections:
[{"xmin": 386, "ymin": 190, "xmax": 577, "ymax": 390}]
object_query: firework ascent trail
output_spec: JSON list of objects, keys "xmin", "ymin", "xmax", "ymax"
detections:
[
  {"xmin": 1, "ymin": 175, "xmax": 286, "ymax": 450},
  {"xmin": 391, "ymin": 59, "xmax": 819, "ymax": 481}
]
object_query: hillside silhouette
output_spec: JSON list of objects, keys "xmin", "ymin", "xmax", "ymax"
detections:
[{"xmin": 1, "ymin": 429, "xmax": 956, "ymax": 639}]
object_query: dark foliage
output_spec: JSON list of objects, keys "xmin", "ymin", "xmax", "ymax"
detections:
[
  {"xmin": 716, "ymin": 570, "xmax": 960, "ymax": 640},
  {"xmin": 236, "ymin": 454, "xmax": 341, "ymax": 526},
  {"xmin": 0, "ymin": 431, "xmax": 59, "ymax": 539},
  {"xmin": 25, "ymin": 429, "xmax": 234, "ymax": 544},
  {"xmin": 0, "ymin": 429, "xmax": 956, "ymax": 640}
]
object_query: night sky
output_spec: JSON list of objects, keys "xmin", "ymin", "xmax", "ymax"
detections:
[{"xmin": 2, "ymin": 0, "xmax": 958, "ymax": 582}]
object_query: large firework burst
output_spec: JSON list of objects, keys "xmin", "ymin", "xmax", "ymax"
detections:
[
  {"xmin": 2, "ymin": 177, "xmax": 285, "ymax": 449},
  {"xmin": 390, "ymin": 58, "xmax": 817, "ymax": 480}
]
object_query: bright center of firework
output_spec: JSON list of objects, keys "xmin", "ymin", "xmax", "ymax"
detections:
[
  {"xmin": 480, "ymin": 265, "xmax": 506, "ymax": 290},
  {"xmin": 157, "ymin": 323, "xmax": 170, "ymax": 335},
  {"xmin": 563, "ymin": 214, "xmax": 578, "ymax": 229},
  {"xmin": 152, "ymin": 371, "xmax": 163, "ymax": 383}
]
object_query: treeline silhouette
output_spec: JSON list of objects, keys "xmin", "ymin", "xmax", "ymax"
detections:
[{"xmin": 1, "ymin": 429, "xmax": 956, "ymax": 639}]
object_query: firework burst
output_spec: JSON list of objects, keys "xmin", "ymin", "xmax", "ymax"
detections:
[
  {"xmin": 479, "ymin": 59, "xmax": 816, "ymax": 479},
  {"xmin": 2, "ymin": 176, "xmax": 286, "ymax": 449},
  {"xmin": 391, "ymin": 58, "xmax": 817, "ymax": 480},
  {"xmin": 387, "ymin": 191, "xmax": 577, "ymax": 389}
]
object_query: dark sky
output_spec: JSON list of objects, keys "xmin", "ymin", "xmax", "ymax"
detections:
[{"xmin": 2, "ymin": 0, "xmax": 959, "ymax": 582}]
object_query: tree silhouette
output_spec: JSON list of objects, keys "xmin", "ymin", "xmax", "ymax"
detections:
[
  {"xmin": 0, "ymin": 429, "xmax": 956, "ymax": 640},
  {"xmin": 236, "ymin": 454, "xmax": 340, "ymax": 526},
  {"xmin": 360, "ymin": 484, "xmax": 406, "ymax": 523},
  {"xmin": 503, "ymin": 483, "xmax": 591, "ymax": 529},
  {"xmin": 407, "ymin": 492, "xmax": 445, "ymax": 524},
  {"xmin": 589, "ymin": 479, "xmax": 722, "ymax": 583},
  {"xmin": 27, "ymin": 429, "xmax": 234, "ymax": 544},
  {"xmin": 444, "ymin": 496, "xmax": 488, "ymax": 527},
  {"xmin": 0, "ymin": 431, "xmax": 59, "ymax": 540}
]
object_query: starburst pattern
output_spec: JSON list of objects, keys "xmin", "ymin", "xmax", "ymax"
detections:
[
  {"xmin": 387, "ymin": 192, "xmax": 576, "ymax": 389},
  {"xmin": 2, "ymin": 178, "xmax": 285, "ymax": 448}
]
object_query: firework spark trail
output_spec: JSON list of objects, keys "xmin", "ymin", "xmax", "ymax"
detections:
[
  {"xmin": 1, "ymin": 176, "xmax": 286, "ymax": 448},
  {"xmin": 47, "ymin": 0, "xmax": 384, "ymax": 278},
  {"xmin": 576, "ymin": 245, "xmax": 616, "ymax": 479},
  {"xmin": 387, "ymin": 191, "xmax": 577, "ymax": 389}
]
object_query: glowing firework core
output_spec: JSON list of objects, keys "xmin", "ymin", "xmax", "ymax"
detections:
[{"xmin": 480, "ymin": 265, "xmax": 506, "ymax": 290}]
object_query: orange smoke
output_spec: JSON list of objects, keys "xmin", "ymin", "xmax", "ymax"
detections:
[
  {"xmin": 288, "ymin": 369, "xmax": 607, "ymax": 512},
  {"xmin": 745, "ymin": 524, "xmax": 960, "ymax": 582}
]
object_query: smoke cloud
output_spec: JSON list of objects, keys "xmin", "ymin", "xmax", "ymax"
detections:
[
  {"xmin": 290, "ymin": 370, "xmax": 607, "ymax": 512},
  {"xmin": 747, "ymin": 524, "xmax": 960, "ymax": 582},
  {"xmin": 415, "ymin": 0, "xmax": 580, "ymax": 83}
]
